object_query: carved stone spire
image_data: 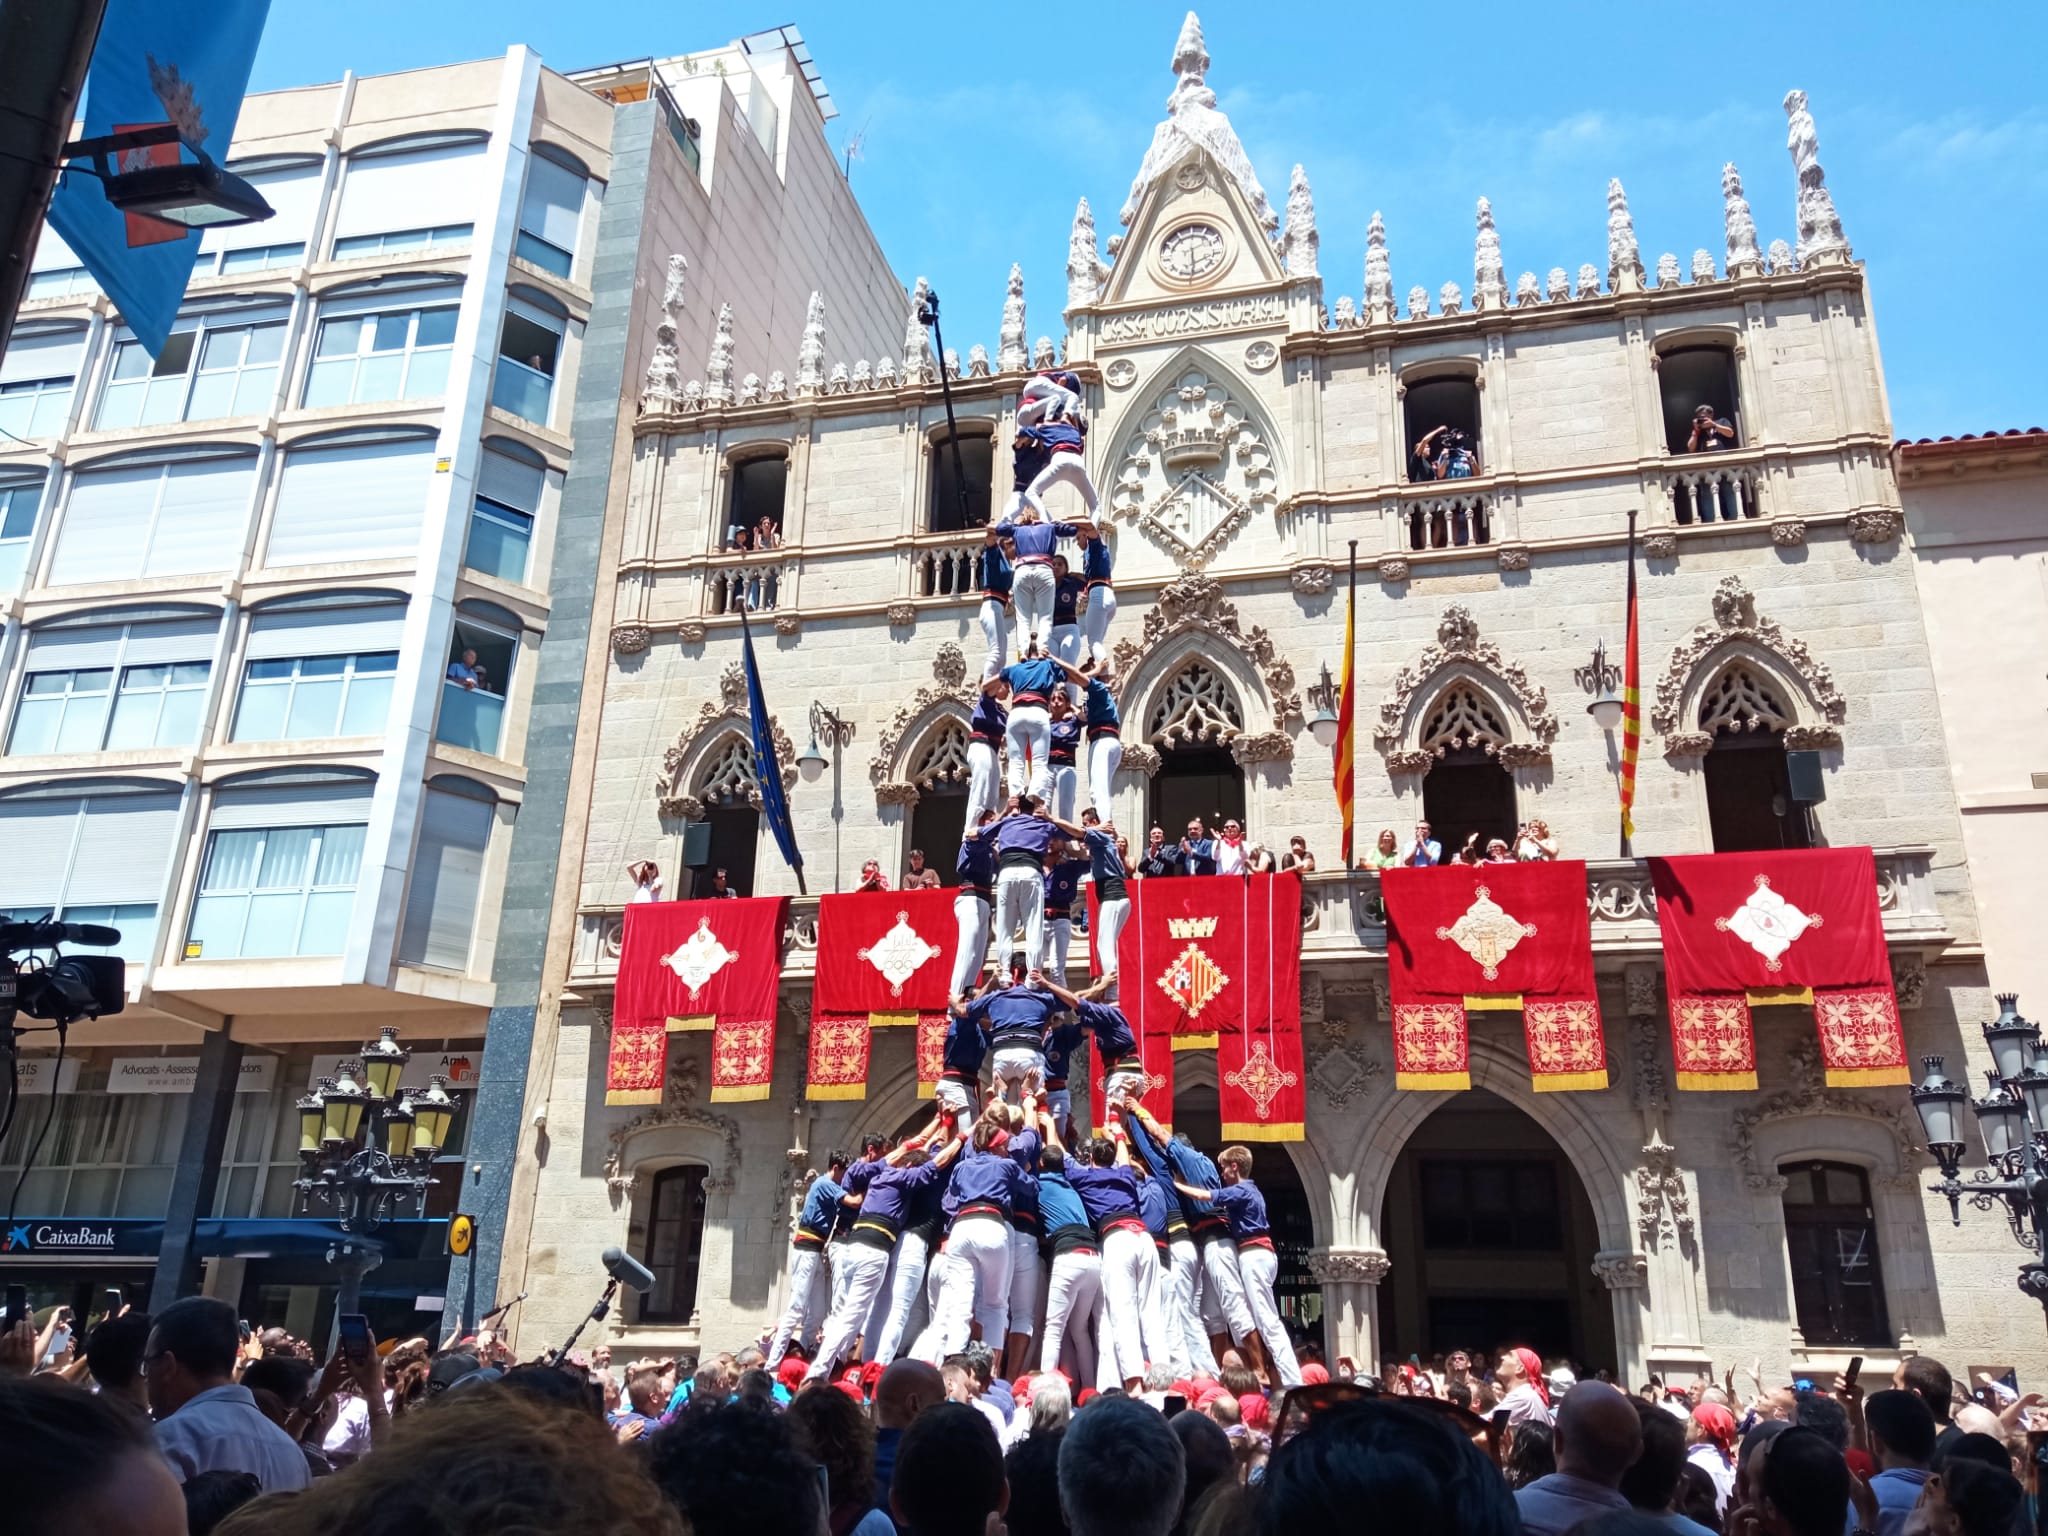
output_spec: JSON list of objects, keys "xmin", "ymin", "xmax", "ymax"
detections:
[
  {"xmin": 1722, "ymin": 162, "xmax": 1763, "ymax": 278},
  {"xmin": 1281, "ymin": 164, "xmax": 1319, "ymax": 278},
  {"xmin": 1066, "ymin": 198, "xmax": 1109, "ymax": 309},
  {"xmin": 1121, "ymin": 11, "xmax": 1277, "ymax": 237},
  {"xmin": 1364, "ymin": 210, "xmax": 1395, "ymax": 324},
  {"xmin": 794, "ymin": 290, "xmax": 826, "ymax": 395},
  {"xmin": 1472, "ymin": 196, "xmax": 1505, "ymax": 311},
  {"xmin": 640, "ymin": 253, "xmax": 686, "ymax": 408},
  {"xmin": 1606, "ymin": 178, "xmax": 1645, "ymax": 293},
  {"xmin": 998, "ymin": 263, "xmax": 1028, "ymax": 373},
  {"xmin": 703, "ymin": 300, "xmax": 735, "ymax": 405},
  {"xmin": 1784, "ymin": 90, "xmax": 1850, "ymax": 267},
  {"xmin": 903, "ymin": 277, "xmax": 934, "ymax": 380},
  {"xmin": 1172, "ymin": 9, "xmax": 1208, "ymax": 81}
]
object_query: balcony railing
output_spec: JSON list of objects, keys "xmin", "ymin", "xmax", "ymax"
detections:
[
  {"xmin": 1403, "ymin": 490, "xmax": 1492, "ymax": 550},
  {"xmin": 436, "ymin": 681, "xmax": 505, "ymax": 755},
  {"xmin": 706, "ymin": 559, "xmax": 787, "ymax": 614},
  {"xmin": 1666, "ymin": 456, "xmax": 1762, "ymax": 525},
  {"xmin": 491, "ymin": 357, "xmax": 554, "ymax": 425},
  {"xmin": 911, "ymin": 532, "xmax": 981, "ymax": 599},
  {"xmin": 567, "ymin": 846, "xmax": 1946, "ymax": 989}
]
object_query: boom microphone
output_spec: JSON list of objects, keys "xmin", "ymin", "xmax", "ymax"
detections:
[
  {"xmin": 602, "ymin": 1246, "xmax": 656, "ymax": 1295},
  {"xmin": 0, "ymin": 919, "xmax": 121, "ymax": 949}
]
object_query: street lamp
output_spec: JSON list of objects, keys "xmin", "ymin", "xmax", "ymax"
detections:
[
  {"xmin": 64, "ymin": 126, "xmax": 275, "ymax": 229},
  {"xmin": 803, "ymin": 701, "xmax": 855, "ymax": 891},
  {"xmin": 1304, "ymin": 663, "xmax": 1342, "ymax": 750},
  {"xmin": 1576, "ymin": 639, "xmax": 1625, "ymax": 732},
  {"xmin": 294, "ymin": 1031, "xmax": 461, "ymax": 1312},
  {"xmin": 1909, "ymin": 996, "xmax": 2048, "ymax": 1312}
]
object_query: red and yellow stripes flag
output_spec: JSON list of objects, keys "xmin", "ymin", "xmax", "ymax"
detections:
[
  {"xmin": 1336, "ymin": 546, "xmax": 1357, "ymax": 865},
  {"xmin": 1620, "ymin": 514, "xmax": 1642, "ymax": 842}
]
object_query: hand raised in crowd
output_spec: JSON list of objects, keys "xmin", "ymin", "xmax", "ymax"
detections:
[{"xmin": 0, "ymin": 1319, "xmax": 35, "ymax": 1377}]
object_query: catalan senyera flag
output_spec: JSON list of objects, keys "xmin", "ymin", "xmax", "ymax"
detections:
[
  {"xmin": 1620, "ymin": 513, "xmax": 1642, "ymax": 842},
  {"xmin": 1336, "ymin": 546, "xmax": 1358, "ymax": 866}
]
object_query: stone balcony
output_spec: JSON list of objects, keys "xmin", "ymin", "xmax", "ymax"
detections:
[{"xmin": 567, "ymin": 845, "xmax": 1947, "ymax": 992}]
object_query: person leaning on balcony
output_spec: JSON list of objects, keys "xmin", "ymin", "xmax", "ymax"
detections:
[
  {"xmin": 1401, "ymin": 823, "xmax": 1441, "ymax": 867},
  {"xmin": 754, "ymin": 515, "xmax": 782, "ymax": 550},
  {"xmin": 903, "ymin": 849, "xmax": 942, "ymax": 891},
  {"xmin": 447, "ymin": 649, "xmax": 482, "ymax": 690},
  {"xmin": 1687, "ymin": 404, "xmax": 1736, "ymax": 452},
  {"xmin": 1516, "ymin": 820, "xmax": 1559, "ymax": 861},
  {"xmin": 1280, "ymin": 835, "xmax": 1316, "ymax": 873},
  {"xmin": 627, "ymin": 861, "xmax": 662, "ymax": 904}
]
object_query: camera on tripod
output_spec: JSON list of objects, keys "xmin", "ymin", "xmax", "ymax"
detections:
[{"xmin": 0, "ymin": 917, "xmax": 130, "ymax": 1032}]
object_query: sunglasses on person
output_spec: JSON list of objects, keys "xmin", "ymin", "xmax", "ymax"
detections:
[{"xmin": 1273, "ymin": 1381, "xmax": 1376, "ymax": 1447}]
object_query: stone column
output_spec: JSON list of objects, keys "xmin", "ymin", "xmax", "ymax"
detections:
[
  {"xmin": 1308, "ymin": 1247, "xmax": 1390, "ymax": 1367},
  {"xmin": 1592, "ymin": 1249, "xmax": 1651, "ymax": 1383}
]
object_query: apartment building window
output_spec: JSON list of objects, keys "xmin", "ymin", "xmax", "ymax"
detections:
[
  {"xmin": 330, "ymin": 138, "xmax": 486, "ymax": 260},
  {"xmin": 303, "ymin": 295, "xmax": 459, "ymax": 407},
  {"xmin": 97, "ymin": 309, "xmax": 288, "ymax": 429},
  {"xmin": 265, "ymin": 432, "xmax": 436, "ymax": 567},
  {"xmin": 193, "ymin": 160, "xmax": 321, "ymax": 280},
  {"xmin": 515, "ymin": 149, "xmax": 588, "ymax": 278},
  {"xmin": 1781, "ymin": 1160, "xmax": 1890, "ymax": 1347},
  {"xmin": 186, "ymin": 777, "xmax": 373, "ymax": 961},
  {"xmin": 194, "ymin": 243, "xmax": 306, "ymax": 280},
  {"xmin": 0, "ymin": 479, "xmax": 43, "ymax": 591},
  {"xmin": 0, "ymin": 325, "xmax": 85, "ymax": 440},
  {"xmin": 48, "ymin": 450, "xmax": 257, "ymax": 587},
  {"xmin": 491, "ymin": 294, "xmax": 562, "ymax": 425},
  {"xmin": 464, "ymin": 443, "xmax": 543, "ymax": 583},
  {"xmin": 397, "ymin": 776, "xmax": 496, "ymax": 972},
  {"xmin": 7, "ymin": 614, "xmax": 218, "ymax": 756},
  {"xmin": 232, "ymin": 598, "xmax": 407, "ymax": 743},
  {"xmin": 437, "ymin": 602, "xmax": 518, "ymax": 757},
  {"xmin": 0, "ymin": 786, "xmax": 182, "ymax": 965},
  {"xmin": 26, "ymin": 267, "xmax": 94, "ymax": 301}
]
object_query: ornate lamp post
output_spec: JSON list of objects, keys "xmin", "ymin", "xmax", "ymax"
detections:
[
  {"xmin": 1576, "ymin": 639, "xmax": 1628, "ymax": 856},
  {"xmin": 1909, "ymin": 996, "xmax": 2048, "ymax": 1313},
  {"xmin": 293, "ymin": 1025, "xmax": 461, "ymax": 1312},
  {"xmin": 1303, "ymin": 663, "xmax": 1342, "ymax": 750},
  {"xmin": 797, "ymin": 701, "xmax": 855, "ymax": 891}
]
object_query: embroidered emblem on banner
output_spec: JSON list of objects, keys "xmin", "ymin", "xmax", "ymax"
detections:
[
  {"xmin": 713, "ymin": 1022, "xmax": 771, "ymax": 1085},
  {"xmin": 1168, "ymin": 915, "xmax": 1220, "ymax": 939},
  {"xmin": 1815, "ymin": 990, "xmax": 1906, "ymax": 1070},
  {"xmin": 1674, "ymin": 996, "xmax": 1754, "ymax": 1070},
  {"xmin": 859, "ymin": 912, "xmax": 944, "ymax": 996},
  {"xmin": 1226, "ymin": 1040, "xmax": 1298, "ymax": 1119},
  {"xmin": 1715, "ymin": 876, "xmax": 1821, "ymax": 971},
  {"xmin": 661, "ymin": 918, "xmax": 738, "ymax": 999},
  {"xmin": 1524, "ymin": 1000, "xmax": 1603, "ymax": 1075},
  {"xmin": 1158, "ymin": 940, "xmax": 1229, "ymax": 1017},
  {"xmin": 1436, "ymin": 886, "xmax": 1538, "ymax": 980}
]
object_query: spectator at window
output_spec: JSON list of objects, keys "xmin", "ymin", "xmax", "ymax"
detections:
[
  {"xmin": 1686, "ymin": 405, "xmax": 1736, "ymax": 453},
  {"xmin": 730, "ymin": 526, "xmax": 753, "ymax": 552},
  {"xmin": 1213, "ymin": 818, "xmax": 1248, "ymax": 875},
  {"xmin": 1515, "ymin": 820, "xmax": 1559, "ymax": 862},
  {"xmin": 1280, "ymin": 836, "xmax": 1316, "ymax": 873},
  {"xmin": 903, "ymin": 849, "xmax": 942, "ymax": 890},
  {"xmin": 1452, "ymin": 833, "xmax": 1484, "ymax": 866},
  {"xmin": 857, "ymin": 860, "xmax": 891, "ymax": 893},
  {"xmin": 754, "ymin": 515, "xmax": 782, "ymax": 551},
  {"xmin": 627, "ymin": 861, "xmax": 663, "ymax": 904},
  {"xmin": 1402, "ymin": 822, "xmax": 1441, "ymax": 867},
  {"xmin": 1136, "ymin": 827, "xmax": 1182, "ymax": 879},
  {"xmin": 1244, "ymin": 842, "xmax": 1277, "ymax": 874},
  {"xmin": 1437, "ymin": 428, "xmax": 1479, "ymax": 479},
  {"xmin": 448, "ymin": 648, "xmax": 483, "ymax": 690},
  {"xmin": 1180, "ymin": 819, "xmax": 1221, "ymax": 877},
  {"xmin": 1483, "ymin": 838, "xmax": 1514, "ymax": 864},
  {"xmin": 1358, "ymin": 828, "xmax": 1401, "ymax": 871},
  {"xmin": 702, "ymin": 867, "xmax": 738, "ymax": 900}
]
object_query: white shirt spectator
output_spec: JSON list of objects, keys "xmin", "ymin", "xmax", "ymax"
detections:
[
  {"xmin": 321, "ymin": 1390, "xmax": 390, "ymax": 1462},
  {"xmin": 1497, "ymin": 1381, "xmax": 1554, "ymax": 1427},
  {"xmin": 155, "ymin": 1382, "xmax": 312, "ymax": 1492},
  {"xmin": 1215, "ymin": 836, "xmax": 1247, "ymax": 876}
]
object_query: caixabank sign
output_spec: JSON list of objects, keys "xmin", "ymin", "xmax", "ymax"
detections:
[{"xmin": 3, "ymin": 1219, "xmax": 161, "ymax": 1257}]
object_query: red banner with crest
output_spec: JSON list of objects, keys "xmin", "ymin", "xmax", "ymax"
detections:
[
  {"xmin": 811, "ymin": 890, "xmax": 957, "ymax": 1100},
  {"xmin": 1382, "ymin": 863, "xmax": 1606, "ymax": 1092},
  {"xmin": 1649, "ymin": 848, "xmax": 1906, "ymax": 1090},
  {"xmin": 610, "ymin": 898, "xmax": 787, "ymax": 1104}
]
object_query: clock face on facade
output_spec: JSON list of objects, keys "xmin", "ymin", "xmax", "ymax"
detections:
[{"xmin": 1159, "ymin": 222, "xmax": 1226, "ymax": 283}]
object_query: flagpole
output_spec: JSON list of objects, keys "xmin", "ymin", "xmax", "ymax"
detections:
[
  {"xmin": 1620, "ymin": 509, "xmax": 1639, "ymax": 861},
  {"xmin": 1337, "ymin": 540, "xmax": 1358, "ymax": 869}
]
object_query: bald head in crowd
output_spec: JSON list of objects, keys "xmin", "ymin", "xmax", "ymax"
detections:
[
  {"xmin": 876, "ymin": 1360, "xmax": 946, "ymax": 1430},
  {"xmin": 1554, "ymin": 1382, "xmax": 1645, "ymax": 1487}
]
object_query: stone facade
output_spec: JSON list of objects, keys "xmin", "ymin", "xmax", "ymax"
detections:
[{"xmin": 497, "ymin": 19, "xmax": 2041, "ymax": 1384}]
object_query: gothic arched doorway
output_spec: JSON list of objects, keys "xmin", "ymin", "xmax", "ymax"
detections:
[
  {"xmin": 1173, "ymin": 1081, "xmax": 1321, "ymax": 1359},
  {"xmin": 1698, "ymin": 664, "xmax": 1814, "ymax": 852},
  {"xmin": 1417, "ymin": 683, "xmax": 1517, "ymax": 858},
  {"xmin": 1377, "ymin": 1089, "xmax": 1613, "ymax": 1371}
]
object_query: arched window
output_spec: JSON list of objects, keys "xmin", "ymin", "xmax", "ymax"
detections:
[
  {"xmin": 906, "ymin": 720, "xmax": 971, "ymax": 883},
  {"xmin": 927, "ymin": 422, "xmax": 994, "ymax": 533},
  {"xmin": 1147, "ymin": 662, "xmax": 1246, "ymax": 841},
  {"xmin": 727, "ymin": 450, "xmax": 789, "ymax": 549},
  {"xmin": 1658, "ymin": 343, "xmax": 1743, "ymax": 456},
  {"xmin": 636, "ymin": 1164, "xmax": 709, "ymax": 1324},
  {"xmin": 1699, "ymin": 664, "xmax": 1812, "ymax": 853},
  {"xmin": 1401, "ymin": 371, "xmax": 1483, "ymax": 483},
  {"xmin": 1418, "ymin": 684, "xmax": 1516, "ymax": 858},
  {"xmin": 694, "ymin": 733, "xmax": 760, "ymax": 897},
  {"xmin": 1779, "ymin": 1160, "xmax": 1889, "ymax": 1347}
]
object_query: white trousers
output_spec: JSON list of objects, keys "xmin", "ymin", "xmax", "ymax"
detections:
[
  {"xmin": 991, "ymin": 1045, "xmax": 1045, "ymax": 1102},
  {"xmin": 1165, "ymin": 1236, "xmax": 1218, "ymax": 1377},
  {"xmin": 1087, "ymin": 734, "xmax": 1123, "ymax": 819},
  {"xmin": 1012, "ymin": 564, "xmax": 1057, "ymax": 655},
  {"xmin": 766, "ymin": 1245, "xmax": 831, "ymax": 1365},
  {"xmin": 978, "ymin": 597, "xmax": 1012, "ymax": 679},
  {"xmin": 1042, "ymin": 914, "xmax": 1072, "ymax": 985},
  {"xmin": 1100, "ymin": 1225, "xmax": 1163, "ymax": 1385},
  {"xmin": 908, "ymin": 1245, "xmax": 965, "ymax": 1364},
  {"xmin": 967, "ymin": 740, "xmax": 1002, "ymax": 821},
  {"xmin": 870, "ymin": 1228, "xmax": 931, "ymax": 1366},
  {"xmin": 950, "ymin": 891, "xmax": 992, "ymax": 999},
  {"xmin": 1052, "ymin": 622, "xmax": 1084, "ymax": 702},
  {"xmin": 928, "ymin": 1215, "xmax": 1012, "ymax": 1358},
  {"xmin": 1007, "ymin": 1227, "xmax": 1041, "ymax": 1339},
  {"xmin": 1239, "ymin": 1244, "xmax": 1303, "ymax": 1386},
  {"xmin": 1025, "ymin": 449, "xmax": 1101, "ymax": 517},
  {"xmin": 1051, "ymin": 761, "xmax": 1078, "ymax": 824},
  {"xmin": 1005, "ymin": 705, "xmax": 1051, "ymax": 800},
  {"xmin": 1082, "ymin": 584, "xmax": 1118, "ymax": 670},
  {"xmin": 935, "ymin": 1078, "xmax": 976, "ymax": 1136},
  {"xmin": 1199, "ymin": 1239, "xmax": 1259, "ymax": 1346},
  {"xmin": 995, "ymin": 864, "xmax": 1044, "ymax": 973},
  {"xmin": 1092, "ymin": 895, "xmax": 1129, "ymax": 984},
  {"xmin": 1040, "ymin": 1249, "xmax": 1103, "ymax": 1383},
  {"xmin": 807, "ymin": 1242, "xmax": 893, "ymax": 1382}
]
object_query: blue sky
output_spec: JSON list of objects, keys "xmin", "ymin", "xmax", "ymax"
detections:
[{"xmin": 251, "ymin": 1, "xmax": 2047, "ymax": 438}]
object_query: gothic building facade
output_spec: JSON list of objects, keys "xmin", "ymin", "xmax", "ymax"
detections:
[{"xmin": 491, "ymin": 17, "xmax": 2037, "ymax": 1385}]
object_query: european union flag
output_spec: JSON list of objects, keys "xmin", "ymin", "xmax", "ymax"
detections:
[
  {"xmin": 738, "ymin": 608, "xmax": 805, "ymax": 894},
  {"xmin": 45, "ymin": 0, "xmax": 272, "ymax": 355}
]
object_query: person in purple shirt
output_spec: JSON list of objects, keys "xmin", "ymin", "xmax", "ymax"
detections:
[
  {"xmin": 1029, "ymin": 1099, "xmax": 1106, "ymax": 1385},
  {"xmin": 949, "ymin": 808, "xmax": 1000, "ymax": 1003},
  {"xmin": 984, "ymin": 656, "xmax": 1059, "ymax": 804},
  {"xmin": 958, "ymin": 968, "xmax": 1058, "ymax": 1106},
  {"xmin": 1011, "ymin": 369, "xmax": 1101, "ymax": 523},
  {"xmin": 1068, "ymin": 1128, "xmax": 1161, "ymax": 1391},
  {"xmin": 966, "ymin": 683, "xmax": 1007, "ymax": 821},
  {"xmin": 1126, "ymin": 1102, "xmax": 1261, "ymax": 1378},
  {"xmin": 918, "ymin": 1116, "xmax": 1021, "ymax": 1364},
  {"xmin": 1170, "ymin": 1143, "xmax": 1303, "ymax": 1387},
  {"xmin": 1043, "ymin": 976, "xmax": 1140, "ymax": 1102},
  {"xmin": 990, "ymin": 507, "xmax": 1081, "ymax": 660},
  {"xmin": 1050, "ymin": 555, "xmax": 1086, "ymax": 700},
  {"xmin": 999, "ymin": 1095, "xmax": 1045, "ymax": 1382},
  {"xmin": 1039, "ymin": 838, "xmax": 1089, "ymax": 986},
  {"xmin": 1046, "ymin": 693, "xmax": 1082, "ymax": 823},
  {"xmin": 976, "ymin": 536, "xmax": 1013, "ymax": 681},
  {"xmin": 1074, "ymin": 809, "xmax": 1129, "ymax": 990},
  {"xmin": 1124, "ymin": 1109, "xmax": 1217, "ymax": 1378},
  {"xmin": 985, "ymin": 796, "xmax": 1056, "ymax": 971},
  {"xmin": 1076, "ymin": 523, "xmax": 1116, "ymax": 679},
  {"xmin": 935, "ymin": 1006, "xmax": 988, "ymax": 1135}
]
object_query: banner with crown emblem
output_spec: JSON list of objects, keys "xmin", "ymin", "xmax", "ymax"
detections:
[
  {"xmin": 1382, "ymin": 862, "xmax": 1606, "ymax": 1092},
  {"xmin": 1649, "ymin": 848, "xmax": 1906, "ymax": 1090},
  {"xmin": 611, "ymin": 898, "xmax": 788, "ymax": 1104},
  {"xmin": 811, "ymin": 889, "xmax": 957, "ymax": 1100}
]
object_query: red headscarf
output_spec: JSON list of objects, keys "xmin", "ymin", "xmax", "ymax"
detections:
[
  {"xmin": 1238, "ymin": 1393, "xmax": 1271, "ymax": 1429},
  {"xmin": 776, "ymin": 1355, "xmax": 809, "ymax": 1392},
  {"xmin": 1693, "ymin": 1402, "xmax": 1738, "ymax": 1465},
  {"xmin": 1297, "ymin": 1363, "xmax": 1330, "ymax": 1385},
  {"xmin": 1514, "ymin": 1348, "xmax": 1549, "ymax": 1405}
]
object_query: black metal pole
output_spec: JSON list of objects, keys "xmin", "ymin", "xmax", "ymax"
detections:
[
  {"xmin": 920, "ymin": 290, "xmax": 976, "ymax": 529},
  {"xmin": 1621, "ymin": 508, "xmax": 1637, "ymax": 860}
]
